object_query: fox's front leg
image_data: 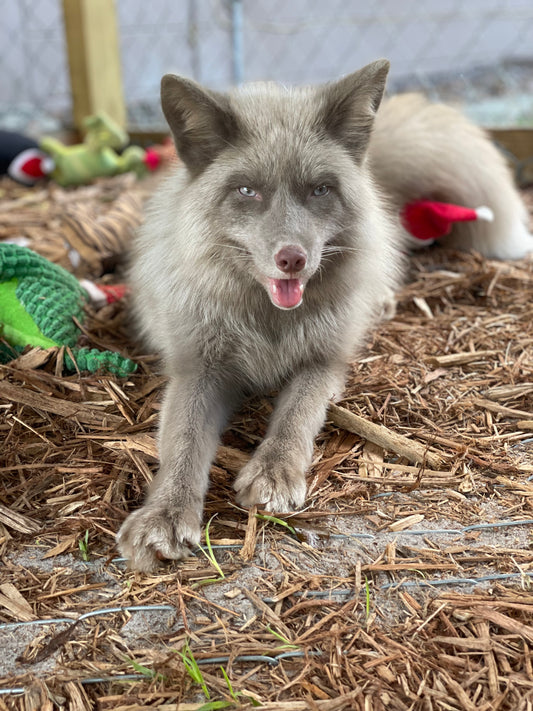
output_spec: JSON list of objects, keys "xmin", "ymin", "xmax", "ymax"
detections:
[
  {"xmin": 234, "ymin": 364, "xmax": 345, "ymax": 511},
  {"xmin": 117, "ymin": 373, "xmax": 233, "ymax": 572}
]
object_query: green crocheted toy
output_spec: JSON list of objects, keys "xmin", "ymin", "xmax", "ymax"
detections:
[{"xmin": 0, "ymin": 243, "xmax": 136, "ymax": 377}]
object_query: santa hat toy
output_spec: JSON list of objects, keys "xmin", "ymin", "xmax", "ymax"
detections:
[
  {"xmin": 0, "ymin": 130, "xmax": 54, "ymax": 185},
  {"xmin": 401, "ymin": 199, "xmax": 494, "ymax": 246}
]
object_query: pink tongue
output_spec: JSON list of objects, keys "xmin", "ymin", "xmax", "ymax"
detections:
[{"xmin": 268, "ymin": 278, "xmax": 304, "ymax": 309}]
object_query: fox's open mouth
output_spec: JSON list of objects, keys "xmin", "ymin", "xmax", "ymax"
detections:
[{"xmin": 268, "ymin": 278, "xmax": 304, "ymax": 309}]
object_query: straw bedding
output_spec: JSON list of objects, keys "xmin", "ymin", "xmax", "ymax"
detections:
[{"xmin": 0, "ymin": 175, "xmax": 532, "ymax": 710}]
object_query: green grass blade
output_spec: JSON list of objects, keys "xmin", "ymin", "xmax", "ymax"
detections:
[
  {"xmin": 255, "ymin": 513, "xmax": 296, "ymax": 535},
  {"xmin": 220, "ymin": 666, "xmax": 237, "ymax": 700},
  {"xmin": 78, "ymin": 529, "xmax": 90, "ymax": 561},
  {"xmin": 198, "ymin": 515, "xmax": 225, "ymax": 580},
  {"xmin": 266, "ymin": 625, "xmax": 298, "ymax": 649},
  {"xmin": 175, "ymin": 640, "xmax": 210, "ymax": 699},
  {"xmin": 123, "ymin": 655, "xmax": 166, "ymax": 681}
]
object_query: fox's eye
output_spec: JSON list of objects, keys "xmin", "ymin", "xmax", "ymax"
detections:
[
  {"xmin": 238, "ymin": 186, "xmax": 257, "ymax": 197},
  {"xmin": 312, "ymin": 184, "xmax": 329, "ymax": 197}
]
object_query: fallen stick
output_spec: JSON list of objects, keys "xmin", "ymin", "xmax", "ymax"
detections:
[
  {"xmin": 327, "ymin": 403, "xmax": 444, "ymax": 469},
  {"xmin": 216, "ymin": 445, "xmax": 251, "ymax": 472},
  {"xmin": 518, "ymin": 420, "xmax": 533, "ymax": 430},
  {"xmin": 484, "ymin": 383, "xmax": 533, "ymax": 401},
  {"xmin": 426, "ymin": 350, "xmax": 498, "ymax": 367},
  {"xmin": 472, "ymin": 398, "xmax": 532, "ymax": 419},
  {"xmin": 100, "ymin": 405, "xmax": 445, "ymax": 472},
  {"xmin": 0, "ymin": 379, "xmax": 123, "ymax": 428}
]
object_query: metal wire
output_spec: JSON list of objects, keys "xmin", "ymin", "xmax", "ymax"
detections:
[
  {"xmin": 330, "ymin": 519, "xmax": 533, "ymax": 541},
  {"xmin": 197, "ymin": 654, "xmax": 279, "ymax": 666},
  {"xmin": 462, "ymin": 519, "xmax": 533, "ymax": 532},
  {"xmin": 0, "ymin": 675, "xmax": 149, "ymax": 696},
  {"xmin": 1, "ymin": 515, "xmax": 532, "ymax": 696},
  {"xmin": 3, "ymin": 516, "xmax": 530, "ymax": 632},
  {"xmin": 109, "ymin": 518, "xmax": 533, "ymax": 561},
  {"xmin": 0, "ymin": 652, "xmax": 328, "ymax": 695},
  {"xmin": 380, "ymin": 571, "xmax": 533, "ymax": 591},
  {"xmin": 0, "ymin": 604, "xmax": 175, "ymax": 631}
]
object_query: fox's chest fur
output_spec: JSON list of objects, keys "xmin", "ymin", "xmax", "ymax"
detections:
[
  {"xmin": 138, "ymin": 249, "xmax": 358, "ymax": 392},
  {"xmin": 195, "ymin": 299, "xmax": 352, "ymax": 392}
]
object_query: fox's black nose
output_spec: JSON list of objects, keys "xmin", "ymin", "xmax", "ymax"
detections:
[{"xmin": 275, "ymin": 245, "xmax": 307, "ymax": 273}]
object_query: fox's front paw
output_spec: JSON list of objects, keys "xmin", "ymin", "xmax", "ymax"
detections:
[
  {"xmin": 116, "ymin": 504, "xmax": 201, "ymax": 573},
  {"xmin": 233, "ymin": 447, "xmax": 307, "ymax": 511}
]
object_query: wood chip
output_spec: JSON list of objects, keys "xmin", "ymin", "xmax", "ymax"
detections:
[
  {"xmin": 0, "ymin": 583, "xmax": 36, "ymax": 621},
  {"xmin": 2, "ymin": 176, "xmax": 533, "ymax": 710},
  {"xmin": 0, "ymin": 380, "xmax": 123, "ymax": 428},
  {"xmin": 0, "ymin": 503, "xmax": 40, "ymax": 533},
  {"xmin": 426, "ymin": 350, "xmax": 499, "ymax": 367},
  {"xmin": 388, "ymin": 514, "xmax": 425, "ymax": 531},
  {"xmin": 472, "ymin": 397, "xmax": 532, "ymax": 419},
  {"xmin": 240, "ymin": 505, "xmax": 258, "ymax": 561},
  {"xmin": 328, "ymin": 402, "xmax": 444, "ymax": 468}
]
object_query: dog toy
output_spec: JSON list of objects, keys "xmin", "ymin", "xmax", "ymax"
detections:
[
  {"xmin": 402, "ymin": 199, "xmax": 494, "ymax": 246},
  {"xmin": 0, "ymin": 130, "xmax": 54, "ymax": 185},
  {"xmin": 0, "ymin": 113, "xmax": 160, "ymax": 187},
  {"xmin": 0, "ymin": 243, "xmax": 136, "ymax": 376}
]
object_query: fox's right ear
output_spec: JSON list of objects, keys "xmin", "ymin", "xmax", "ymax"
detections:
[{"xmin": 161, "ymin": 75, "xmax": 238, "ymax": 174}]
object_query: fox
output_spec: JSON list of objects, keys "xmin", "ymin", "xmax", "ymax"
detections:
[{"xmin": 116, "ymin": 59, "xmax": 533, "ymax": 571}]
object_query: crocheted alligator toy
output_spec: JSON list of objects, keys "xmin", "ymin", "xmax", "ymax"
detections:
[{"xmin": 0, "ymin": 243, "xmax": 136, "ymax": 377}]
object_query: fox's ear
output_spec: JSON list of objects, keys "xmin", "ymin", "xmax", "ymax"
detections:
[
  {"xmin": 320, "ymin": 59, "xmax": 390, "ymax": 162},
  {"xmin": 161, "ymin": 75, "xmax": 238, "ymax": 174}
]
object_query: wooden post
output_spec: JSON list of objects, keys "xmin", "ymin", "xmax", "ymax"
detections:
[
  {"xmin": 490, "ymin": 128, "xmax": 533, "ymax": 185},
  {"xmin": 62, "ymin": 0, "xmax": 126, "ymax": 132}
]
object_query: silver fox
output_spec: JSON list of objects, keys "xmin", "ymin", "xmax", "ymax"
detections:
[{"xmin": 117, "ymin": 60, "xmax": 533, "ymax": 571}]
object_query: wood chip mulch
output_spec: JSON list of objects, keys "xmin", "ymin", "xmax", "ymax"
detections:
[{"xmin": 0, "ymin": 176, "xmax": 532, "ymax": 711}]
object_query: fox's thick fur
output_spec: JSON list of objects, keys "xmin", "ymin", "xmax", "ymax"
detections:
[{"xmin": 117, "ymin": 60, "xmax": 532, "ymax": 571}]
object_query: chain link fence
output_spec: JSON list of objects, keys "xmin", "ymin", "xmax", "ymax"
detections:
[
  {"xmin": 0, "ymin": 0, "xmax": 70, "ymax": 134},
  {"xmin": 1, "ymin": 0, "xmax": 533, "ymax": 134}
]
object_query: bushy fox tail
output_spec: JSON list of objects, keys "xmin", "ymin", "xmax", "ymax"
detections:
[{"xmin": 369, "ymin": 93, "xmax": 533, "ymax": 259}]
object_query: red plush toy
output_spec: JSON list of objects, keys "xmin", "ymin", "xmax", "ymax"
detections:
[
  {"xmin": 402, "ymin": 199, "xmax": 494, "ymax": 246},
  {"xmin": 0, "ymin": 130, "xmax": 54, "ymax": 185}
]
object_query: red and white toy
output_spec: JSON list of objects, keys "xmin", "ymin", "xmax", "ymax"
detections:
[
  {"xmin": 0, "ymin": 130, "xmax": 54, "ymax": 185},
  {"xmin": 401, "ymin": 199, "xmax": 494, "ymax": 246},
  {"xmin": 79, "ymin": 280, "xmax": 129, "ymax": 309}
]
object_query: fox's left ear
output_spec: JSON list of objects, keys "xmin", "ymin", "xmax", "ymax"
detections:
[{"xmin": 320, "ymin": 59, "xmax": 390, "ymax": 162}]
